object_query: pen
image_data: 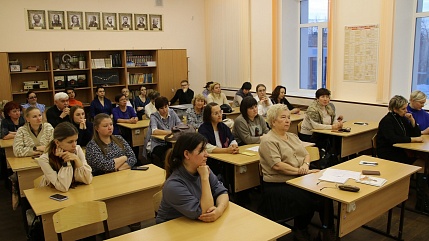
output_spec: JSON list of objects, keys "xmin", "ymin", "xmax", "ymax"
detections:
[{"xmin": 362, "ymin": 162, "xmax": 378, "ymax": 165}]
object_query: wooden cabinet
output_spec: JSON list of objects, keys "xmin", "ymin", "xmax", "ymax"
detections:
[{"xmin": 0, "ymin": 49, "xmax": 187, "ymax": 106}]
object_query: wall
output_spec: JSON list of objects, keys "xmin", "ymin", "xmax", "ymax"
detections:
[{"xmin": 0, "ymin": 0, "xmax": 206, "ymax": 93}]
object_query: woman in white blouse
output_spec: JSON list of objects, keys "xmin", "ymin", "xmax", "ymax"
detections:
[
  {"xmin": 207, "ymin": 82, "xmax": 229, "ymax": 105},
  {"xmin": 37, "ymin": 122, "xmax": 92, "ymax": 192}
]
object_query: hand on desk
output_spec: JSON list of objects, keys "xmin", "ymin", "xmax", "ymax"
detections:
[
  {"xmin": 198, "ymin": 206, "xmax": 223, "ymax": 222},
  {"xmin": 227, "ymin": 144, "xmax": 239, "ymax": 154},
  {"xmin": 411, "ymin": 137, "xmax": 423, "ymax": 143},
  {"xmin": 332, "ymin": 122, "xmax": 343, "ymax": 130},
  {"xmin": 298, "ymin": 164, "xmax": 309, "ymax": 175}
]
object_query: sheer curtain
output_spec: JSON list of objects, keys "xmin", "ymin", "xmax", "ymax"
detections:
[{"xmin": 205, "ymin": 0, "xmax": 250, "ymax": 88}]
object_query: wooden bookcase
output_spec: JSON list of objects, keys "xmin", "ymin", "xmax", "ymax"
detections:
[{"xmin": 0, "ymin": 49, "xmax": 188, "ymax": 106}]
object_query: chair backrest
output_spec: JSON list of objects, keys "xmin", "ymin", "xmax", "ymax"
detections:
[
  {"xmin": 52, "ymin": 201, "xmax": 109, "ymax": 241},
  {"xmin": 372, "ymin": 133, "xmax": 377, "ymax": 157},
  {"xmin": 153, "ymin": 190, "xmax": 163, "ymax": 214},
  {"xmin": 305, "ymin": 146, "xmax": 320, "ymax": 163},
  {"xmin": 33, "ymin": 175, "xmax": 44, "ymax": 188},
  {"xmin": 297, "ymin": 121, "xmax": 302, "ymax": 133}
]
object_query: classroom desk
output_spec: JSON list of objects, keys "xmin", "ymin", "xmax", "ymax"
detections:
[
  {"xmin": 287, "ymin": 155, "xmax": 420, "ymax": 240},
  {"xmin": 151, "ymin": 134, "xmax": 177, "ymax": 147},
  {"xmin": 24, "ymin": 164, "xmax": 165, "ymax": 241},
  {"xmin": 289, "ymin": 113, "xmax": 304, "ymax": 135},
  {"xmin": 311, "ymin": 120, "xmax": 378, "ymax": 158},
  {"xmin": 208, "ymin": 144, "xmax": 260, "ymax": 193},
  {"xmin": 117, "ymin": 119, "xmax": 150, "ymax": 147},
  {"xmin": 394, "ymin": 135, "xmax": 429, "ymax": 153},
  {"xmin": 7, "ymin": 156, "xmax": 42, "ymax": 197},
  {"xmin": 0, "ymin": 139, "xmax": 15, "ymax": 160},
  {"xmin": 107, "ymin": 202, "xmax": 291, "ymax": 241}
]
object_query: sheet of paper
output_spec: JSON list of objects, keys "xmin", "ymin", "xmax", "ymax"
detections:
[
  {"xmin": 318, "ymin": 168, "xmax": 361, "ymax": 184},
  {"xmin": 246, "ymin": 146, "xmax": 259, "ymax": 152}
]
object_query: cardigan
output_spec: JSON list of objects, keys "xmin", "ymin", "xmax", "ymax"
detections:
[
  {"xmin": 198, "ymin": 121, "xmax": 236, "ymax": 153},
  {"xmin": 13, "ymin": 123, "xmax": 54, "ymax": 157},
  {"xmin": 207, "ymin": 93, "xmax": 229, "ymax": 105},
  {"xmin": 270, "ymin": 97, "xmax": 295, "ymax": 112},
  {"xmin": 232, "ymin": 114, "xmax": 269, "ymax": 145},
  {"xmin": 90, "ymin": 97, "xmax": 113, "ymax": 118},
  {"xmin": 376, "ymin": 112, "xmax": 421, "ymax": 164},
  {"xmin": 300, "ymin": 100, "xmax": 337, "ymax": 135},
  {"xmin": 134, "ymin": 95, "xmax": 150, "ymax": 119}
]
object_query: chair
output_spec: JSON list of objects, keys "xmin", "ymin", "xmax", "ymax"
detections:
[
  {"xmin": 297, "ymin": 121, "xmax": 302, "ymax": 134},
  {"xmin": 52, "ymin": 201, "xmax": 109, "ymax": 241},
  {"xmin": 371, "ymin": 133, "xmax": 377, "ymax": 157},
  {"xmin": 153, "ymin": 190, "xmax": 163, "ymax": 214},
  {"xmin": 33, "ymin": 175, "xmax": 43, "ymax": 188},
  {"xmin": 305, "ymin": 146, "xmax": 320, "ymax": 163}
]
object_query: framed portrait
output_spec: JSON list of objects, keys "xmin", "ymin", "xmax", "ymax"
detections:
[
  {"xmin": 119, "ymin": 13, "xmax": 133, "ymax": 30},
  {"xmin": 47, "ymin": 11, "xmax": 65, "ymax": 30},
  {"xmin": 67, "ymin": 11, "xmax": 84, "ymax": 30},
  {"xmin": 102, "ymin": 12, "xmax": 117, "ymax": 30},
  {"xmin": 149, "ymin": 14, "xmax": 163, "ymax": 31},
  {"xmin": 27, "ymin": 10, "xmax": 46, "ymax": 30},
  {"xmin": 134, "ymin": 14, "xmax": 148, "ymax": 31},
  {"xmin": 85, "ymin": 12, "xmax": 101, "ymax": 30}
]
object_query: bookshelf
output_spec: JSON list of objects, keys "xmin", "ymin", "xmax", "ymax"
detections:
[{"xmin": 0, "ymin": 49, "xmax": 188, "ymax": 106}]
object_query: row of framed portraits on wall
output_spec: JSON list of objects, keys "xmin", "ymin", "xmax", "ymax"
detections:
[{"xmin": 26, "ymin": 10, "xmax": 163, "ymax": 31}]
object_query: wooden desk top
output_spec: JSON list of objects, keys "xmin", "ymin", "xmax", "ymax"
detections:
[
  {"xmin": 311, "ymin": 120, "xmax": 378, "ymax": 137},
  {"xmin": 394, "ymin": 135, "xmax": 429, "ymax": 153},
  {"xmin": 208, "ymin": 144, "xmax": 260, "ymax": 166},
  {"xmin": 290, "ymin": 113, "xmax": 304, "ymax": 122},
  {"xmin": 7, "ymin": 156, "xmax": 39, "ymax": 172},
  {"xmin": 24, "ymin": 164, "xmax": 165, "ymax": 216},
  {"xmin": 224, "ymin": 106, "xmax": 240, "ymax": 116},
  {"xmin": 117, "ymin": 119, "xmax": 150, "ymax": 129},
  {"xmin": 287, "ymin": 155, "xmax": 420, "ymax": 204},
  {"xmin": 0, "ymin": 139, "xmax": 14, "ymax": 148},
  {"xmin": 107, "ymin": 202, "xmax": 290, "ymax": 241}
]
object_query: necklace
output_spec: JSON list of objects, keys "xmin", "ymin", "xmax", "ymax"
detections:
[{"xmin": 390, "ymin": 112, "xmax": 406, "ymax": 135}]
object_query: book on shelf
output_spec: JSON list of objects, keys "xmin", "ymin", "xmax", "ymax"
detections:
[{"xmin": 128, "ymin": 73, "xmax": 153, "ymax": 84}]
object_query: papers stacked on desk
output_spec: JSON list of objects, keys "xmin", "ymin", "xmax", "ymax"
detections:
[
  {"xmin": 318, "ymin": 168, "xmax": 361, "ymax": 184},
  {"xmin": 356, "ymin": 175, "xmax": 387, "ymax": 187}
]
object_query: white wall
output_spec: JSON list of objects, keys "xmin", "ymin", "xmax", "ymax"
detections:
[{"xmin": 0, "ymin": 0, "xmax": 206, "ymax": 91}]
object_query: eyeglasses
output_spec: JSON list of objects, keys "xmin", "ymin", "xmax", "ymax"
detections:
[
  {"xmin": 212, "ymin": 110, "xmax": 223, "ymax": 116},
  {"xmin": 181, "ymin": 84, "xmax": 188, "ymax": 87},
  {"xmin": 28, "ymin": 96, "xmax": 37, "ymax": 99}
]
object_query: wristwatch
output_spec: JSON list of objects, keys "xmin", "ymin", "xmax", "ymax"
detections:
[
  {"xmin": 304, "ymin": 162, "xmax": 310, "ymax": 166},
  {"xmin": 33, "ymin": 146, "xmax": 37, "ymax": 151}
]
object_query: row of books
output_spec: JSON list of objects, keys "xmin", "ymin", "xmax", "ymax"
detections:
[
  {"xmin": 91, "ymin": 53, "xmax": 122, "ymax": 68},
  {"xmin": 128, "ymin": 73, "xmax": 153, "ymax": 84},
  {"xmin": 126, "ymin": 54, "xmax": 154, "ymax": 67}
]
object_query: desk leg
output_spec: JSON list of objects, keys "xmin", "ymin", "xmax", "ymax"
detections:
[
  {"xmin": 398, "ymin": 202, "xmax": 405, "ymax": 241},
  {"xmin": 337, "ymin": 202, "xmax": 341, "ymax": 241}
]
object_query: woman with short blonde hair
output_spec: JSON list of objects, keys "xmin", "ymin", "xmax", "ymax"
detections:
[
  {"xmin": 207, "ymin": 82, "xmax": 229, "ymax": 105},
  {"xmin": 408, "ymin": 90, "xmax": 429, "ymax": 134}
]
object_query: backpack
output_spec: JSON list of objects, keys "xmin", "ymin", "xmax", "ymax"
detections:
[
  {"xmin": 164, "ymin": 124, "xmax": 196, "ymax": 142},
  {"xmin": 220, "ymin": 104, "xmax": 233, "ymax": 113}
]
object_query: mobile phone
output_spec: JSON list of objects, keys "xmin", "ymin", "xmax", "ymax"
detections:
[
  {"xmin": 50, "ymin": 194, "xmax": 68, "ymax": 201},
  {"xmin": 131, "ymin": 166, "xmax": 149, "ymax": 171}
]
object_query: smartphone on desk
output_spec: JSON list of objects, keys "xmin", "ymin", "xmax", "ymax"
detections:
[
  {"xmin": 50, "ymin": 194, "xmax": 68, "ymax": 201},
  {"xmin": 131, "ymin": 166, "xmax": 149, "ymax": 171}
]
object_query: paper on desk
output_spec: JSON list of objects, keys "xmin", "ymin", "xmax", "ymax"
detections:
[
  {"xmin": 356, "ymin": 175, "xmax": 387, "ymax": 187},
  {"xmin": 318, "ymin": 168, "xmax": 361, "ymax": 184},
  {"xmin": 246, "ymin": 146, "xmax": 259, "ymax": 152}
]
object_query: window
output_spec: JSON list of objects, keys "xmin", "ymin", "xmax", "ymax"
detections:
[
  {"xmin": 412, "ymin": 0, "xmax": 429, "ymax": 95},
  {"xmin": 299, "ymin": 0, "xmax": 328, "ymax": 91}
]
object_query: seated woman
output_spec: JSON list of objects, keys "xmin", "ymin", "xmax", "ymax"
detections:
[
  {"xmin": 134, "ymin": 86, "xmax": 150, "ymax": 120},
  {"xmin": 37, "ymin": 122, "xmax": 93, "ymax": 192},
  {"xmin": 156, "ymin": 132, "xmax": 229, "ymax": 223},
  {"xmin": 145, "ymin": 91, "xmax": 160, "ymax": 118},
  {"xmin": 1, "ymin": 101, "xmax": 25, "ymax": 140},
  {"xmin": 377, "ymin": 95, "xmax": 428, "ymax": 211},
  {"xmin": 270, "ymin": 85, "xmax": 300, "ymax": 114},
  {"xmin": 207, "ymin": 82, "xmax": 229, "ymax": 105},
  {"xmin": 70, "ymin": 106, "xmax": 93, "ymax": 147},
  {"xmin": 143, "ymin": 97, "xmax": 182, "ymax": 168},
  {"xmin": 112, "ymin": 94, "xmax": 138, "ymax": 135},
  {"xmin": 86, "ymin": 114, "xmax": 137, "ymax": 175},
  {"xmin": 90, "ymin": 86, "xmax": 113, "ymax": 119},
  {"xmin": 254, "ymin": 84, "xmax": 273, "ymax": 117},
  {"xmin": 186, "ymin": 94, "xmax": 207, "ymax": 129},
  {"xmin": 232, "ymin": 82, "xmax": 252, "ymax": 107},
  {"xmin": 259, "ymin": 104, "xmax": 333, "ymax": 241},
  {"xmin": 407, "ymin": 90, "xmax": 429, "ymax": 134},
  {"xmin": 232, "ymin": 96, "xmax": 269, "ymax": 145},
  {"xmin": 21, "ymin": 91, "xmax": 46, "ymax": 114},
  {"xmin": 299, "ymin": 88, "xmax": 343, "ymax": 146},
  {"xmin": 198, "ymin": 102, "xmax": 239, "ymax": 175},
  {"xmin": 202, "ymin": 81, "xmax": 213, "ymax": 98},
  {"xmin": 13, "ymin": 107, "xmax": 54, "ymax": 157}
]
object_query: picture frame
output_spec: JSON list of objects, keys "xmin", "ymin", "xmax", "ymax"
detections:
[
  {"xmin": 47, "ymin": 10, "xmax": 65, "ymax": 30},
  {"xmin": 85, "ymin": 12, "xmax": 101, "ymax": 30},
  {"xmin": 27, "ymin": 10, "xmax": 46, "ymax": 30},
  {"xmin": 119, "ymin": 13, "xmax": 133, "ymax": 30},
  {"xmin": 149, "ymin": 14, "xmax": 163, "ymax": 31},
  {"xmin": 134, "ymin": 14, "xmax": 148, "ymax": 31},
  {"xmin": 103, "ymin": 12, "xmax": 117, "ymax": 30},
  {"xmin": 10, "ymin": 64, "xmax": 22, "ymax": 72},
  {"xmin": 67, "ymin": 11, "xmax": 84, "ymax": 30}
]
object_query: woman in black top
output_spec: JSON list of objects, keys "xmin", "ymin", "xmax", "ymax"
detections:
[
  {"xmin": 70, "ymin": 106, "xmax": 93, "ymax": 147},
  {"xmin": 270, "ymin": 85, "xmax": 300, "ymax": 114},
  {"xmin": 1, "ymin": 101, "xmax": 25, "ymax": 140}
]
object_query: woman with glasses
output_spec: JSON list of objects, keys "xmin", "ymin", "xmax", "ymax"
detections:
[
  {"xmin": 186, "ymin": 94, "xmax": 206, "ymax": 129},
  {"xmin": 112, "ymin": 94, "xmax": 137, "ymax": 135},
  {"xmin": 232, "ymin": 96, "xmax": 269, "ymax": 145},
  {"xmin": 134, "ymin": 86, "xmax": 150, "ymax": 120},
  {"xmin": 21, "ymin": 91, "xmax": 46, "ymax": 114},
  {"xmin": 198, "ymin": 102, "xmax": 238, "ymax": 175},
  {"xmin": 407, "ymin": 90, "xmax": 429, "ymax": 135}
]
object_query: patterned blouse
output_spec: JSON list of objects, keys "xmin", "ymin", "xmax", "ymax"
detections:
[
  {"xmin": 186, "ymin": 107, "xmax": 204, "ymax": 129},
  {"xmin": 85, "ymin": 135, "xmax": 137, "ymax": 174}
]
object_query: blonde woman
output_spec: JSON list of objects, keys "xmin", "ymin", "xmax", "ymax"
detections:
[
  {"xmin": 186, "ymin": 94, "xmax": 207, "ymax": 129},
  {"xmin": 408, "ymin": 90, "xmax": 429, "ymax": 135},
  {"xmin": 206, "ymin": 82, "xmax": 229, "ymax": 105}
]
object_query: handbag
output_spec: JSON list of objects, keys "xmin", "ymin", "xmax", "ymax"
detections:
[
  {"xmin": 220, "ymin": 104, "xmax": 233, "ymax": 113},
  {"xmin": 164, "ymin": 124, "xmax": 196, "ymax": 142}
]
